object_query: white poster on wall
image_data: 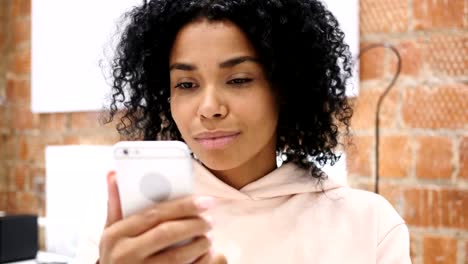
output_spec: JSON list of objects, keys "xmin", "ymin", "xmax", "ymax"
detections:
[
  {"xmin": 31, "ymin": 0, "xmax": 141, "ymax": 113},
  {"xmin": 31, "ymin": 0, "xmax": 359, "ymax": 113}
]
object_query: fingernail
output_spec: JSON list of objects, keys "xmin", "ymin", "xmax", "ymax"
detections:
[
  {"xmin": 206, "ymin": 232, "xmax": 214, "ymax": 243},
  {"xmin": 194, "ymin": 196, "xmax": 215, "ymax": 210},
  {"xmin": 107, "ymin": 171, "xmax": 115, "ymax": 184},
  {"xmin": 203, "ymin": 215, "xmax": 214, "ymax": 225}
]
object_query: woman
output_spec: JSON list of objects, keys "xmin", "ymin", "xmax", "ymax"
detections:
[{"xmin": 76, "ymin": 0, "xmax": 411, "ymax": 263}]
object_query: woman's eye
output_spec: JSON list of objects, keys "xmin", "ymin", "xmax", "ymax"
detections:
[
  {"xmin": 175, "ymin": 82, "xmax": 196, "ymax": 89},
  {"xmin": 228, "ymin": 78, "xmax": 253, "ymax": 85}
]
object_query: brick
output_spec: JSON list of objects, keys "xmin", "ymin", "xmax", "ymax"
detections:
[
  {"xmin": 16, "ymin": 191, "xmax": 39, "ymax": 215},
  {"xmin": 3, "ymin": 164, "xmax": 13, "ymax": 190},
  {"xmin": 70, "ymin": 112, "xmax": 101, "ymax": 130},
  {"xmin": 360, "ymin": 0, "xmax": 408, "ymax": 34},
  {"xmin": 39, "ymin": 113, "xmax": 68, "ymax": 132},
  {"xmin": 440, "ymin": 189, "xmax": 467, "ymax": 229},
  {"xmin": 425, "ymin": 34, "xmax": 468, "ymax": 77},
  {"xmin": 413, "ymin": 0, "xmax": 465, "ymax": 30},
  {"xmin": 11, "ymin": 163, "xmax": 30, "ymax": 191},
  {"xmin": 393, "ymin": 187, "xmax": 468, "ymax": 229},
  {"xmin": 11, "ymin": 0, "xmax": 31, "ymax": 18},
  {"xmin": 380, "ymin": 185, "xmax": 468, "ymax": 229},
  {"xmin": 466, "ymin": 242, "xmax": 468, "ymax": 264},
  {"xmin": 460, "ymin": 136, "xmax": 468, "ymax": 180},
  {"xmin": 409, "ymin": 234, "xmax": 421, "ymax": 263},
  {"xmin": 359, "ymin": 43, "xmax": 386, "ymax": 81},
  {"xmin": 6, "ymin": 191, "xmax": 16, "ymax": 213},
  {"xmin": 18, "ymin": 135, "xmax": 28, "ymax": 161},
  {"xmin": 13, "ymin": 18, "xmax": 30, "ymax": 47},
  {"xmin": 402, "ymin": 84, "xmax": 468, "ymax": 129},
  {"xmin": 11, "ymin": 49, "xmax": 31, "ymax": 75},
  {"xmin": 389, "ymin": 40, "xmax": 423, "ymax": 77},
  {"xmin": 19, "ymin": 135, "xmax": 36, "ymax": 162},
  {"xmin": 0, "ymin": 26, "xmax": 5, "ymax": 53},
  {"xmin": 0, "ymin": 135, "xmax": 4, "ymax": 159},
  {"xmin": 6, "ymin": 78, "xmax": 30, "ymax": 102},
  {"xmin": 18, "ymin": 135, "xmax": 63, "ymax": 164},
  {"xmin": 10, "ymin": 104, "xmax": 38, "ymax": 130},
  {"xmin": 351, "ymin": 86, "xmax": 400, "ymax": 130},
  {"xmin": 0, "ymin": 0, "xmax": 9, "ymax": 17},
  {"xmin": 416, "ymin": 136, "xmax": 453, "ymax": 179},
  {"xmin": 378, "ymin": 136, "xmax": 411, "ymax": 178},
  {"xmin": 346, "ymin": 135, "xmax": 373, "ymax": 177},
  {"xmin": 0, "ymin": 192, "xmax": 6, "ymax": 211},
  {"xmin": 64, "ymin": 133, "xmax": 120, "ymax": 145},
  {"xmin": 3, "ymin": 134, "xmax": 17, "ymax": 160},
  {"xmin": 0, "ymin": 164, "xmax": 7, "ymax": 192},
  {"xmin": 0, "ymin": 105, "xmax": 6, "ymax": 131},
  {"xmin": 423, "ymin": 235, "xmax": 457, "ymax": 264}
]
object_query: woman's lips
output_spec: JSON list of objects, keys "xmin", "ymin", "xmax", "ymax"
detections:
[{"xmin": 194, "ymin": 132, "xmax": 240, "ymax": 149}]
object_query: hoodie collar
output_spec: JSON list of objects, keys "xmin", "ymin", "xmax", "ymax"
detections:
[{"xmin": 193, "ymin": 159, "xmax": 343, "ymax": 200}]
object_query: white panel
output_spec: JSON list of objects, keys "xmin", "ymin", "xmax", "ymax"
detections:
[
  {"xmin": 45, "ymin": 146, "xmax": 113, "ymax": 257},
  {"xmin": 31, "ymin": 0, "xmax": 141, "ymax": 113}
]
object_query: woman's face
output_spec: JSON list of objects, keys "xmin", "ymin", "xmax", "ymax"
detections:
[{"xmin": 169, "ymin": 19, "xmax": 278, "ymax": 172}]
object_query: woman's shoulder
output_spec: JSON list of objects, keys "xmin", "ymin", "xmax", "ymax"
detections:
[
  {"xmin": 337, "ymin": 186, "xmax": 398, "ymax": 209},
  {"xmin": 310, "ymin": 184, "xmax": 407, "ymax": 242},
  {"xmin": 322, "ymin": 185, "xmax": 405, "ymax": 221},
  {"xmin": 329, "ymin": 187, "xmax": 411, "ymax": 262}
]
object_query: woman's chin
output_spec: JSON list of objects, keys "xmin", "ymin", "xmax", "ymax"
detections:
[{"xmin": 195, "ymin": 153, "xmax": 241, "ymax": 172}]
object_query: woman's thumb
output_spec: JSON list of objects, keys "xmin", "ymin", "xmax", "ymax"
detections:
[{"xmin": 105, "ymin": 171, "xmax": 122, "ymax": 227}]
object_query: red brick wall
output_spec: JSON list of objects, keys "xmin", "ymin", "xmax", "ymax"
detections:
[
  {"xmin": 0, "ymin": 0, "xmax": 467, "ymax": 263},
  {"xmin": 351, "ymin": 0, "xmax": 467, "ymax": 263}
]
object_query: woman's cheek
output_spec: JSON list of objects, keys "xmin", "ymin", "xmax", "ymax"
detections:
[{"xmin": 172, "ymin": 101, "xmax": 194, "ymax": 138}]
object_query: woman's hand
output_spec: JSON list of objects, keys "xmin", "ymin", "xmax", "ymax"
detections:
[{"xmin": 98, "ymin": 171, "xmax": 226, "ymax": 264}]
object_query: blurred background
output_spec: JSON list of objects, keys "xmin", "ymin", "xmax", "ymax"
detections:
[{"xmin": 0, "ymin": 0, "xmax": 466, "ymax": 263}]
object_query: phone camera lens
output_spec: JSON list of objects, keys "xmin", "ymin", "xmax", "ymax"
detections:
[{"xmin": 123, "ymin": 149, "xmax": 128, "ymax": 155}]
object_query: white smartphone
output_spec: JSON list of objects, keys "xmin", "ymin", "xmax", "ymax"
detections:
[{"xmin": 113, "ymin": 141, "xmax": 193, "ymax": 218}]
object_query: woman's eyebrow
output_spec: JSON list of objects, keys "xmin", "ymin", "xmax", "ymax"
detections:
[
  {"xmin": 219, "ymin": 56, "xmax": 259, "ymax": 68},
  {"xmin": 169, "ymin": 56, "xmax": 259, "ymax": 72},
  {"xmin": 169, "ymin": 63, "xmax": 196, "ymax": 72}
]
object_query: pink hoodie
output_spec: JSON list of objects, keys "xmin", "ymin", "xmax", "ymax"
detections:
[{"xmin": 75, "ymin": 160, "xmax": 412, "ymax": 263}]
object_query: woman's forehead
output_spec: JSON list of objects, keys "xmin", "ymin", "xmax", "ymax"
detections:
[{"xmin": 169, "ymin": 19, "xmax": 257, "ymax": 64}]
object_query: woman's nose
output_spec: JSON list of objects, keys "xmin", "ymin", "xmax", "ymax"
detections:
[{"xmin": 197, "ymin": 87, "xmax": 228, "ymax": 119}]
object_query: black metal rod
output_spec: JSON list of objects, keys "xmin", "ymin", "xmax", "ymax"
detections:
[{"xmin": 357, "ymin": 43, "xmax": 402, "ymax": 194}]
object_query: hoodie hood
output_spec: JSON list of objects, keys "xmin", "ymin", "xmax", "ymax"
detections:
[{"xmin": 193, "ymin": 159, "xmax": 343, "ymax": 200}]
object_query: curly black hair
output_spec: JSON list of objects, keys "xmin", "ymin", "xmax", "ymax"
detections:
[{"xmin": 104, "ymin": 0, "xmax": 353, "ymax": 180}]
